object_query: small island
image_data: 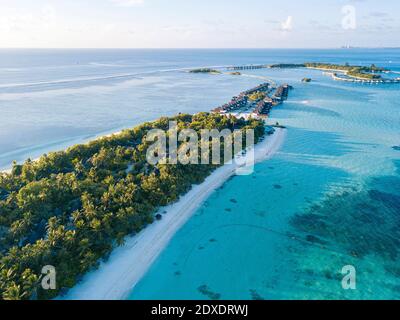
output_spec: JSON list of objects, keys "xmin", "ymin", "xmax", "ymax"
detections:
[
  {"xmin": 230, "ymin": 62, "xmax": 400, "ymax": 84},
  {"xmin": 189, "ymin": 68, "xmax": 221, "ymax": 74},
  {"xmin": 280, "ymin": 62, "xmax": 399, "ymax": 83},
  {"xmin": 269, "ymin": 63, "xmax": 306, "ymax": 69},
  {"xmin": 302, "ymin": 78, "xmax": 312, "ymax": 83},
  {"xmin": 304, "ymin": 63, "xmax": 387, "ymax": 81}
]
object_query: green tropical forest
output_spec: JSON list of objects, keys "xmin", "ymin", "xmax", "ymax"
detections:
[{"xmin": 0, "ymin": 113, "xmax": 265, "ymax": 300}]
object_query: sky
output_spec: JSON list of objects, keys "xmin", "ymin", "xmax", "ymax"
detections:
[{"xmin": 0, "ymin": 0, "xmax": 399, "ymax": 48}]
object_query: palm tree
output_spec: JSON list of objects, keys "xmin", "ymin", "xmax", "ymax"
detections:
[{"xmin": 2, "ymin": 283, "xmax": 25, "ymax": 300}]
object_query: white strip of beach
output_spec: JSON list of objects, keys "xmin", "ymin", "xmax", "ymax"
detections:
[{"xmin": 61, "ymin": 127, "xmax": 286, "ymax": 300}]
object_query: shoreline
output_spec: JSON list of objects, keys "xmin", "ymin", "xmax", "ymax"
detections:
[
  {"xmin": 62, "ymin": 127, "xmax": 286, "ymax": 300},
  {"xmin": 0, "ymin": 128, "xmax": 128, "ymax": 174}
]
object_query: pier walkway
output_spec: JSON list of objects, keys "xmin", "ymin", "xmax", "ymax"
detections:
[{"xmin": 227, "ymin": 65, "xmax": 268, "ymax": 70}]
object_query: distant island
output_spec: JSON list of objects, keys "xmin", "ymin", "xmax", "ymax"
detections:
[
  {"xmin": 268, "ymin": 62, "xmax": 400, "ymax": 83},
  {"xmin": 269, "ymin": 63, "xmax": 306, "ymax": 69},
  {"xmin": 189, "ymin": 68, "xmax": 221, "ymax": 74},
  {"xmin": 304, "ymin": 62, "xmax": 386, "ymax": 80},
  {"xmin": 224, "ymin": 62, "xmax": 398, "ymax": 83}
]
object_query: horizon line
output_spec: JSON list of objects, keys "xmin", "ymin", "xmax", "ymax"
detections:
[{"xmin": 0, "ymin": 47, "xmax": 399, "ymax": 50}]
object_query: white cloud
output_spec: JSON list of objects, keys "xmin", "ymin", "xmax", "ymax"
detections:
[
  {"xmin": 0, "ymin": 6, "xmax": 56, "ymax": 32},
  {"xmin": 281, "ymin": 16, "xmax": 293, "ymax": 32},
  {"xmin": 110, "ymin": 0, "xmax": 144, "ymax": 7}
]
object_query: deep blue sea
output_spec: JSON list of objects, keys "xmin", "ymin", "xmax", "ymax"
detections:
[{"xmin": 0, "ymin": 49, "xmax": 399, "ymax": 299}]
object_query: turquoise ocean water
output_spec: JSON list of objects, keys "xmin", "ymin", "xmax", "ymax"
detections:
[{"xmin": 0, "ymin": 49, "xmax": 399, "ymax": 299}]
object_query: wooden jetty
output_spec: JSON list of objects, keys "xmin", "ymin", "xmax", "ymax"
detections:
[{"xmin": 227, "ymin": 65, "xmax": 268, "ymax": 71}]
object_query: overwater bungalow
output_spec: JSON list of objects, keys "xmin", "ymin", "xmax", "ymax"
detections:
[
  {"xmin": 254, "ymin": 98, "xmax": 273, "ymax": 116},
  {"xmin": 213, "ymin": 82, "xmax": 291, "ymax": 117},
  {"xmin": 212, "ymin": 83, "xmax": 270, "ymax": 113},
  {"xmin": 241, "ymin": 83, "xmax": 270, "ymax": 96},
  {"xmin": 272, "ymin": 84, "xmax": 290, "ymax": 102}
]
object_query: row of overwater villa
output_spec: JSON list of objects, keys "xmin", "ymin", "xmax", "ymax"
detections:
[{"xmin": 212, "ymin": 83, "xmax": 292, "ymax": 117}]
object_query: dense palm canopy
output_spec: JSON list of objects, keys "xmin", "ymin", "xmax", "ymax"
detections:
[{"xmin": 0, "ymin": 113, "xmax": 265, "ymax": 300}]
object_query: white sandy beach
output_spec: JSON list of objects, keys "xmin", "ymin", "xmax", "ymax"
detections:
[{"xmin": 62, "ymin": 128, "xmax": 286, "ymax": 300}]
